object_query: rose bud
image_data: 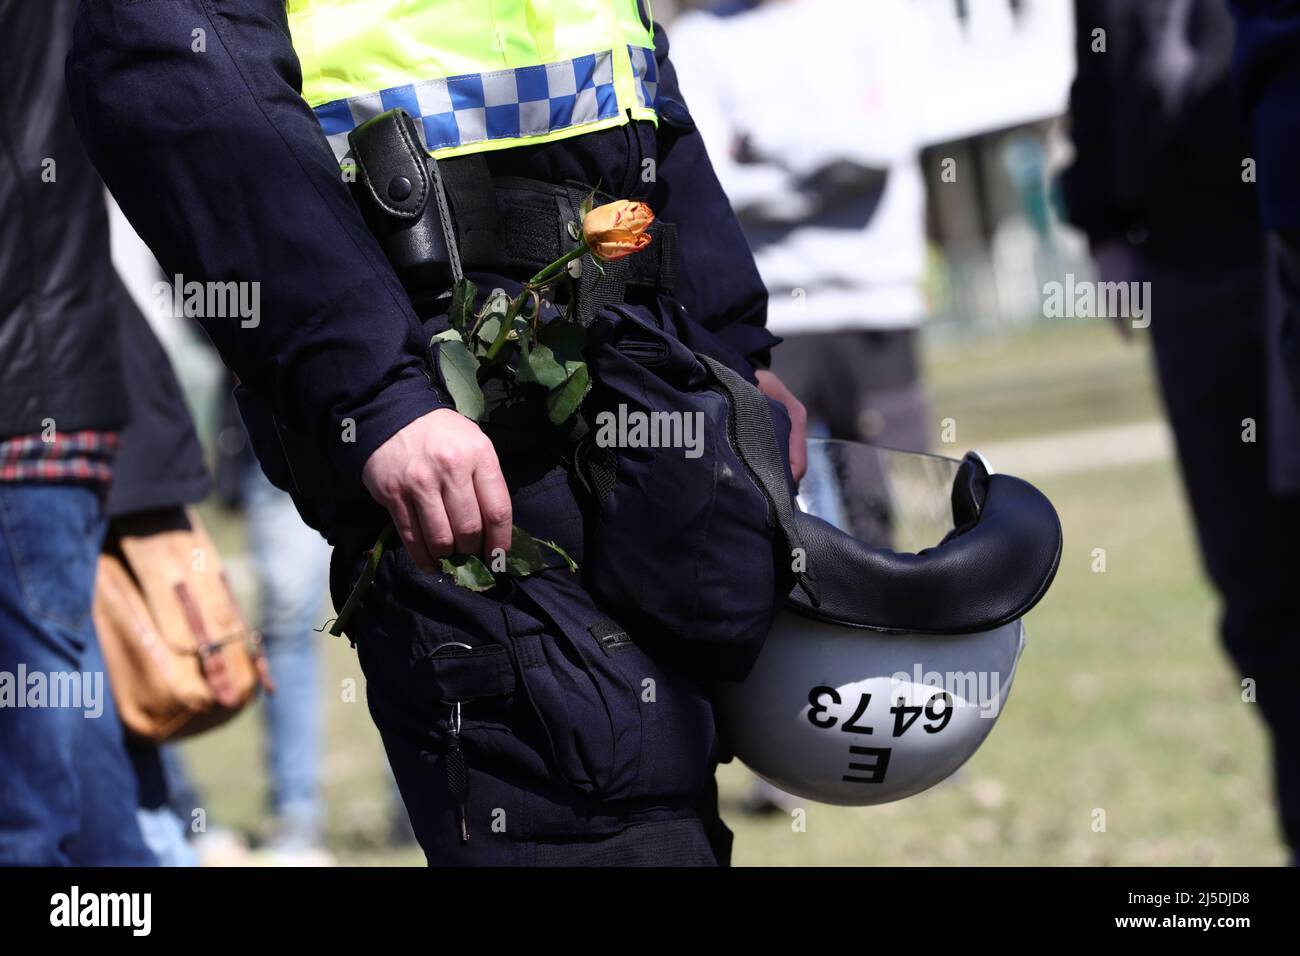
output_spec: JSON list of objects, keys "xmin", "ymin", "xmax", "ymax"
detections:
[{"xmin": 582, "ymin": 200, "xmax": 655, "ymax": 261}]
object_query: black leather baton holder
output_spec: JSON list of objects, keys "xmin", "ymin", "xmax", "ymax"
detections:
[{"xmin": 347, "ymin": 108, "xmax": 467, "ymax": 300}]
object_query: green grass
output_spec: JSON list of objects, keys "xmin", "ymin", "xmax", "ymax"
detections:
[
  {"xmin": 924, "ymin": 320, "xmax": 1161, "ymax": 444},
  {"xmin": 176, "ymin": 320, "xmax": 1287, "ymax": 866}
]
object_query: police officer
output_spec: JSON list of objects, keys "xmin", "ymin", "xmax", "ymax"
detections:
[{"xmin": 67, "ymin": 0, "xmax": 807, "ymax": 865}]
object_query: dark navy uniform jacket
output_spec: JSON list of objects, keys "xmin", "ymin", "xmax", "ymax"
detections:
[{"xmin": 66, "ymin": 0, "xmax": 777, "ymax": 540}]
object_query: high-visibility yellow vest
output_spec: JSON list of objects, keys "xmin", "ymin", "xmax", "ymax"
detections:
[{"xmin": 286, "ymin": 0, "xmax": 659, "ymax": 161}]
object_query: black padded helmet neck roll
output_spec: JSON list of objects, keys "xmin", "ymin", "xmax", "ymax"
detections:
[{"xmin": 785, "ymin": 452, "xmax": 1063, "ymax": 634}]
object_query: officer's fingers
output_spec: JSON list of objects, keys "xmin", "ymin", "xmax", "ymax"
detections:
[
  {"xmin": 439, "ymin": 472, "xmax": 485, "ymax": 558},
  {"xmin": 789, "ymin": 430, "xmax": 808, "ymax": 484},
  {"xmin": 781, "ymin": 387, "xmax": 808, "ymax": 434},
  {"xmin": 473, "ymin": 460, "xmax": 513, "ymax": 561},
  {"xmin": 410, "ymin": 482, "xmax": 455, "ymax": 565},
  {"xmin": 755, "ymin": 369, "xmax": 808, "ymax": 484},
  {"xmin": 789, "ymin": 408, "xmax": 808, "ymax": 484},
  {"xmin": 386, "ymin": 493, "xmax": 435, "ymax": 571}
]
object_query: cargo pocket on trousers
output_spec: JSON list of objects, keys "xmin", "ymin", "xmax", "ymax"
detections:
[
  {"xmin": 587, "ymin": 620, "xmax": 719, "ymax": 800},
  {"xmin": 502, "ymin": 603, "xmax": 644, "ymax": 799},
  {"xmin": 409, "ymin": 641, "xmax": 516, "ymax": 730}
]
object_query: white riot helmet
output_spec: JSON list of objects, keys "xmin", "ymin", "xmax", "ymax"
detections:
[{"xmin": 715, "ymin": 440, "xmax": 1061, "ymax": 806}]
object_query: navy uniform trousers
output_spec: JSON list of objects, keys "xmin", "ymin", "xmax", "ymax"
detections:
[{"xmin": 332, "ymin": 436, "xmax": 732, "ymax": 866}]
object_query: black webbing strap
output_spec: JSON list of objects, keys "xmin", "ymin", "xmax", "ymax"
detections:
[
  {"xmin": 483, "ymin": 183, "xmax": 570, "ymax": 278},
  {"xmin": 567, "ymin": 182, "xmax": 626, "ymax": 327},
  {"xmin": 435, "ymin": 157, "xmax": 677, "ymax": 319},
  {"xmin": 561, "ymin": 181, "xmax": 679, "ymax": 326},
  {"xmin": 699, "ymin": 355, "xmax": 820, "ymax": 606},
  {"xmin": 436, "ymin": 155, "xmax": 497, "ymax": 281}
]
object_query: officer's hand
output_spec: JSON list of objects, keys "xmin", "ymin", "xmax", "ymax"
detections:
[
  {"xmin": 755, "ymin": 369, "xmax": 807, "ymax": 483},
  {"xmin": 361, "ymin": 409, "xmax": 512, "ymax": 571}
]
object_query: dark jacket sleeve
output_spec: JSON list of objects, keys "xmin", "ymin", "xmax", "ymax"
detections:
[
  {"xmin": 0, "ymin": 0, "xmax": 129, "ymax": 439},
  {"xmin": 65, "ymin": 0, "xmax": 448, "ymax": 487},
  {"xmin": 105, "ymin": 274, "xmax": 212, "ymax": 518},
  {"xmin": 1059, "ymin": 0, "xmax": 1136, "ymax": 250},
  {"xmin": 648, "ymin": 23, "xmax": 781, "ymax": 370},
  {"xmin": 1063, "ymin": 0, "xmax": 1258, "ymax": 265},
  {"xmin": 1231, "ymin": 0, "xmax": 1300, "ymax": 230}
]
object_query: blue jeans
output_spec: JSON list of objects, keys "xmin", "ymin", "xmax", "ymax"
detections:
[
  {"xmin": 244, "ymin": 465, "xmax": 332, "ymax": 845},
  {"xmin": 0, "ymin": 483, "xmax": 155, "ymax": 865}
]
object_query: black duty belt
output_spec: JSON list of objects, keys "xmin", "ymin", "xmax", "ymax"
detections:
[{"xmin": 346, "ymin": 107, "xmax": 678, "ymax": 323}]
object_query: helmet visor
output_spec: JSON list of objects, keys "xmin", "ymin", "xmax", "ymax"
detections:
[{"xmin": 797, "ymin": 439, "xmax": 964, "ymax": 553}]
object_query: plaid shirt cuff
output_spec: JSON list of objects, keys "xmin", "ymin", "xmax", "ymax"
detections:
[{"xmin": 0, "ymin": 430, "xmax": 120, "ymax": 485}]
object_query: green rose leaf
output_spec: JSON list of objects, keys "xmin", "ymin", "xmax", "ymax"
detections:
[
  {"xmin": 525, "ymin": 340, "xmax": 568, "ymax": 388},
  {"xmin": 439, "ymin": 554, "xmax": 496, "ymax": 591},
  {"xmin": 515, "ymin": 335, "xmax": 541, "ymax": 385},
  {"xmin": 538, "ymin": 320, "xmax": 586, "ymax": 375},
  {"xmin": 505, "ymin": 525, "xmax": 547, "ymax": 576},
  {"xmin": 476, "ymin": 315, "xmax": 502, "ymax": 347},
  {"xmin": 448, "ymin": 279, "xmax": 476, "ymax": 331},
  {"xmin": 436, "ymin": 338, "xmax": 485, "ymax": 421},
  {"xmin": 431, "ymin": 328, "xmax": 463, "ymax": 344},
  {"xmin": 437, "ymin": 527, "xmax": 575, "ymax": 590},
  {"xmin": 546, "ymin": 362, "xmax": 590, "ymax": 425}
]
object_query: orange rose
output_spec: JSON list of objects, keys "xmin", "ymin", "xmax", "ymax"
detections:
[{"xmin": 582, "ymin": 200, "xmax": 654, "ymax": 261}]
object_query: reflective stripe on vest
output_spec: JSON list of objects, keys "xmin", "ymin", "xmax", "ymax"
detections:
[{"xmin": 287, "ymin": 0, "xmax": 659, "ymax": 161}]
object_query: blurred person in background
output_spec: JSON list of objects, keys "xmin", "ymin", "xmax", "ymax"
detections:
[
  {"xmin": 193, "ymin": 383, "xmax": 415, "ymax": 862},
  {"xmin": 110, "ymin": 301, "xmax": 212, "ymax": 868},
  {"xmin": 1063, "ymin": 0, "xmax": 1300, "ymax": 863},
  {"xmin": 132, "ymin": 355, "xmax": 337, "ymax": 868},
  {"xmin": 671, "ymin": 0, "xmax": 933, "ymax": 815},
  {"xmin": 0, "ymin": 0, "xmax": 206, "ymax": 865},
  {"xmin": 210, "ymin": 383, "xmax": 336, "ymax": 863},
  {"xmin": 671, "ymin": 0, "xmax": 931, "ymax": 457}
]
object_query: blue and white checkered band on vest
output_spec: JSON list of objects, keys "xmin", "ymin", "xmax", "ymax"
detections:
[{"xmin": 313, "ymin": 46, "xmax": 660, "ymax": 161}]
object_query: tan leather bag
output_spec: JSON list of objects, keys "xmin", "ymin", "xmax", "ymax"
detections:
[{"xmin": 93, "ymin": 507, "xmax": 271, "ymax": 742}]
